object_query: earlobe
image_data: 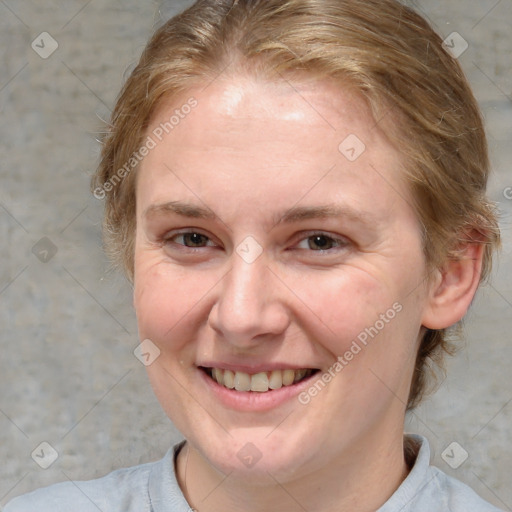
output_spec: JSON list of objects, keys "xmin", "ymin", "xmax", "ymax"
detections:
[{"xmin": 421, "ymin": 241, "xmax": 484, "ymax": 330}]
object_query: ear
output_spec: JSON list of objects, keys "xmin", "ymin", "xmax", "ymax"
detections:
[{"xmin": 421, "ymin": 237, "xmax": 485, "ymax": 330}]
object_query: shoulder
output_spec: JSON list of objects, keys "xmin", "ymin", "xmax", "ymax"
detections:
[
  {"xmin": 388, "ymin": 435, "xmax": 505, "ymax": 512},
  {"xmin": 4, "ymin": 458, "xmax": 159, "ymax": 512},
  {"xmin": 426, "ymin": 466, "xmax": 505, "ymax": 512}
]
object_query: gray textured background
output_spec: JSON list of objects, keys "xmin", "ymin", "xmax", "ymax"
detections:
[{"xmin": 0, "ymin": 0, "xmax": 511, "ymax": 509}]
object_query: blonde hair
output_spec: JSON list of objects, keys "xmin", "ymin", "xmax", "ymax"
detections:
[{"xmin": 93, "ymin": 0, "xmax": 500, "ymax": 409}]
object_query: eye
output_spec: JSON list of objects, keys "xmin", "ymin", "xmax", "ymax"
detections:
[
  {"xmin": 295, "ymin": 233, "xmax": 349, "ymax": 251},
  {"xmin": 165, "ymin": 231, "xmax": 215, "ymax": 248}
]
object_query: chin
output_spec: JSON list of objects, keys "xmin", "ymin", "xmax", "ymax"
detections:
[{"xmin": 189, "ymin": 425, "xmax": 319, "ymax": 483}]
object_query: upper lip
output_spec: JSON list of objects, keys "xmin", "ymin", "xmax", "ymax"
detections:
[{"xmin": 197, "ymin": 362, "xmax": 319, "ymax": 373}]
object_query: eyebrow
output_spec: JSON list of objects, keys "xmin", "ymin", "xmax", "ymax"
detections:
[
  {"xmin": 144, "ymin": 201, "xmax": 378, "ymax": 228},
  {"xmin": 144, "ymin": 201, "xmax": 217, "ymax": 220},
  {"xmin": 273, "ymin": 204, "xmax": 379, "ymax": 227}
]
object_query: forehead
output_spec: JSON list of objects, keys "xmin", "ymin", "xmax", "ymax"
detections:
[
  {"xmin": 138, "ymin": 75, "xmax": 413, "ymax": 224},
  {"xmin": 150, "ymin": 75, "xmax": 381, "ymax": 146}
]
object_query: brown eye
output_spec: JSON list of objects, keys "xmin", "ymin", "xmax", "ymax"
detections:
[
  {"xmin": 307, "ymin": 235, "xmax": 336, "ymax": 250},
  {"xmin": 185, "ymin": 233, "xmax": 208, "ymax": 247},
  {"xmin": 294, "ymin": 232, "xmax": 349, "ymax": 253},
  {"xmin": 171, "ymin": 232, "xmax": 212, "ymax": 247}
]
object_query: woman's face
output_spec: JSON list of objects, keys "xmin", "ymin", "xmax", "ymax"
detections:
[{"xmin": 133, "ymin": 76, "xmax": 432, "ymax": 479}]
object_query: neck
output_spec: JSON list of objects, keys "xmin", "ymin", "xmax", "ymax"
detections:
[{"xmin": 176, "ymin": 427, "xmax": 410, "ymax": 512}]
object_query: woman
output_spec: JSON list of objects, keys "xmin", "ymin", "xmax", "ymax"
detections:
[{"xmin": 6, "ymin": 0, "xmax": 502, "ymax": 510}]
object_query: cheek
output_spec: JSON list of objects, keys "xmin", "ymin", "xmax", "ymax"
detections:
[
  {"xmin": 287, "ymin": 262, "xmax": 424, "ymax": 386},
  {"xmin": 133, "ymin": 257, "xmax": 215, "ymax": 350},
  {"xmin": 287, "ymin": 268, "xmax": 392, "ymax": 353}
]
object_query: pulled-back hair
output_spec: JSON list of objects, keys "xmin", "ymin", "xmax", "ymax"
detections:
[{"xmin": 92, "ymin": 0, "xmax": 500, "ymax": 409}]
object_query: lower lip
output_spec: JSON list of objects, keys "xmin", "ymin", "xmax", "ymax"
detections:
[{"xmin": 198, "ymin": 368, "xmax": 319, "ymax": 412}]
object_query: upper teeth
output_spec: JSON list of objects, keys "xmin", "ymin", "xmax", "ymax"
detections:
[{"xmin": 209, "ymin": 368, "xmax": 313, "ymax": 392}]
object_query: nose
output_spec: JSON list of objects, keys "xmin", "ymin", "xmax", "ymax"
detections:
[{"xmin": 208, "ymin": 254, "xmax": 290, "ymax": 348}]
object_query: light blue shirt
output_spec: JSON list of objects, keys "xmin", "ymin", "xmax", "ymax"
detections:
[{"xmin": 4, "ymin": 435, "xmax": 504, "ymax": 511}]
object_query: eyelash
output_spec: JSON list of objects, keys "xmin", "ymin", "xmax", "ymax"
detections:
[{"xmin": 162, "ymin": 230, "xmax": 349, "ymax": 253}]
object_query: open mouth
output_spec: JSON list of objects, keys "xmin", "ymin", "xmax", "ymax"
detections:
[{"xmin": 200, "ymin": 367, "xmax": 320, "ymax": 393}]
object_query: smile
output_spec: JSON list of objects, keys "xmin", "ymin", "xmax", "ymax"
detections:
[{"xmin": 201, "ymin": 367, "xmax": 319, "ymax": 393}]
